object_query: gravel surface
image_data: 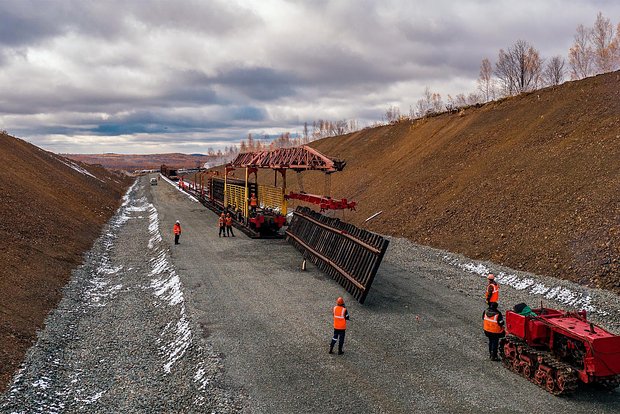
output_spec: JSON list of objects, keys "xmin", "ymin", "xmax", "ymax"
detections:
[
  {"xmin": 0, "ymin": 178, "xmax": 244, "ymax": 413},
  {"xmin": 2, "ymin": 175, "xmax": 619, "ymax": 413}
]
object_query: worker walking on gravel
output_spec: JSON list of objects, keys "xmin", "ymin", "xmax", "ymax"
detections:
[
  {"xmin": 483, "ymin": 302, "xmax": 505, "ymax": 361},
  {"xmin": 485, "ymin": 273, "xmax": 499, "ymax": 306},
  {"xmin": 225, "ymin": 213, "xmax": 235, "ymax": 237},
  {"xmin": 329, "ymin": 296, "xmax": 350, "ymax": 355},
  {"xmin": 173, "ymin": 220, "xmax": 182, "ymax": 245},
  {"xmin": 218, "ymin": 213, "xmax": 227, "ymax": 237}
]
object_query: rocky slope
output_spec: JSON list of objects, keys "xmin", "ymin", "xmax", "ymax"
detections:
[
  {"xmin": 296, "ymin": 71, "xmax": 620, "ymax": 292},
  {"xmin": 0, "ymin": 133, "xmax": 131, "ymax": 391}
]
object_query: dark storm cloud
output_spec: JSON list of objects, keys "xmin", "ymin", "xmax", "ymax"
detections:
[
  {"xmin": 213, "ymin": 67, "xmax": 299, "ymax": 100},
  {"xmin": 158, "ymin": 70, "xmax": 224, "ymax": 106},
  {"xmin": 0, "ymin": 3, "xmax": 64, "ymax": 46},
  {"xmin": 79, "ymin": 105, "xmax": 267, "ymax": 136},
  {"xmin": 0, "ymin": 0, "xmax": 260, "ymax": 46},
  {"xmin": 0, "ymin": 1, "xmax": 128, "ymax": 46}
]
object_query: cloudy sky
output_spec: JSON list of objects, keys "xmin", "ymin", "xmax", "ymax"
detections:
[{"xmin": 0, "ymin": 0, "xmax": 619, "ymax": 154}]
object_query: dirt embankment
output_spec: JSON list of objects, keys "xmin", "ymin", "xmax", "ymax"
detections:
[
  {"xmin": 289, "ymin": 71, "xmax": 620, "ymax": 292},
  {"xmin": 0, "ymin": 133, "xmax": 132, "ymax": 391}
]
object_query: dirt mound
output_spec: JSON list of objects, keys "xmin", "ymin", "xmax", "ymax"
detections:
[
  {"xmin": 0, "ymin": 133, "xmax": 131, "ymax": 391},
  {"xmin": 294, "ymin": 71, "xmax": 620, "ymax": 292}
]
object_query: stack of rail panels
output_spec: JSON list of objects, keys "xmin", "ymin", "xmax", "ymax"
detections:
[{"xmin": 286, "ymin": 206, "xmax": 389, "ymax": 304}]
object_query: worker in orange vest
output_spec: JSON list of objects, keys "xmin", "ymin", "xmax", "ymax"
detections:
[
  {"xmin": 486, "ymin": 274, "xmax": 499, "ymax": 306},
  {"xmin": 329, "ymin": 296, "xmax": 350, "ymax": 355},
  {"xmin": 483, "ymin": 302, "xmax": 505, "ymax": 361},
  {"xmin": 218, "ymin": 213, "xmax": 226, "ymax": 237},
  {"xmin": 173, "ymin": 220, "xmax": 182, "ymax": 245},
  {"xmin": 225, "ymin": 213, "xmax": 235, "ymax": 237},
  {"xmin": 249, "ymin": 192, "xmax": 258, "ymax": 214}
]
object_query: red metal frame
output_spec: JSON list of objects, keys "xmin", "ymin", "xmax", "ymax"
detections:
[
  {"xmin": 227, "ymin": 145, "xmax": 355, "ymax": 212},
  {"xmin": 230, "ymin": 145, "xmax": 346, "ymax": 172},
  {"xmin": 286, "ymin": 192, "xmax": 356, "ymax": 212}
]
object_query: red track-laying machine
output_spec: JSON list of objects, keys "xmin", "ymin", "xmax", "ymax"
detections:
[{"xmin": 170, "ymin": 145, "xmax": 357, "ymax": 238}]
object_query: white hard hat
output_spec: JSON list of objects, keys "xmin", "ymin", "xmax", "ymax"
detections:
[{"xmin": 175, "ymin": 220, "xmax": 180, "ymax": 224}]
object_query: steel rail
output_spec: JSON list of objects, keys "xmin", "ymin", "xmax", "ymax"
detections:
[
  {"xmin": 285, "ymin": 231, "xmax": 366, "ymax": 291},
  {"xmin": 292, "ymin": 210, "xmax": 381, "ymax": 254},
  {"xmin": 286, "ymin": 206, "xmax": 389, "ymax": 303}
]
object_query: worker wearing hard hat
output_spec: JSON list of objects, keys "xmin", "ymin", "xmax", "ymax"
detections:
[
  {"xmin": 218, "ymin": 213, "xmax": 226, "ymax": 237},
  {"xmin": 249, "ymin": 192, "xmax": 258, "ymax": 214},
  {"xmin": 485, "ymin": 274, "xmax": 499, "ymax": 306},
  {"xmin": 225, "ymin": 213, "xmax": 235, "ymax": 237},
  {"xmin": 173, "ymin": 220, "xmax": 182, "ymax": 245},
  {"xmin": 483, "ymin": 302, "xmax": 505, "ymax": 361},
  {"xmin": 329, "ymin": 297, "xmax": 350, "ymax": 355}
]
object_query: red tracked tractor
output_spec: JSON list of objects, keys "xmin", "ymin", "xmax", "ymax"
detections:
[{"xmin": 500, "ymin": 306, "xmax": 620, "ymax": 395}]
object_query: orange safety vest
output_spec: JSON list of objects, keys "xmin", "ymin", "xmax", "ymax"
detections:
[
  {"xmin": 333, "ymin": 305, "xmax": 347, "ymax": 330},
  {"xmin": 250, "ymin": 196, "xmax": 257, "ymax": 207},
  {"xmin": 487, "ymin": 283, "xmax": 499, "ymax": 303},
  {"xmin": 225, "ymin": 217, "xmax": 232, "ymax": 226},
  {"xmin": 483, "ymin": 312, "xmax": 504, "ymax": 334},
  {"xmin": 218, "ymin": 217, "xmax": 225, "ymax": 227},
  {"xmin": 173, "ymin": 223, "xmax": 181, "ymax": 235}
]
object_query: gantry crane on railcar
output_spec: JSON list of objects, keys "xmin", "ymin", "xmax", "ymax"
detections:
[{"xmin": 175, "ymin": 145, "xmax": 356, "ymax": 238}]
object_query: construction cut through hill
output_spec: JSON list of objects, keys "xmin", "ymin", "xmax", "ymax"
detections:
[
  {"xmin": 2, "ymin": 175, "xmax": 620, "ymax": 413},
  {"xmin": 293, "ymin": 70, "xmax": 620, "ymax": 294}
]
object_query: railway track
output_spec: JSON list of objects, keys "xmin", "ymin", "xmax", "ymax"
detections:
[{"xmin": 286, "ymin": 206, "xmax": 389, "ymax": 303}]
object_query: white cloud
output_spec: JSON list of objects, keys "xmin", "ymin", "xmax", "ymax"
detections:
[{"xmin": 0, "ymin": 0, "xmax": 618, "ymax": 153}]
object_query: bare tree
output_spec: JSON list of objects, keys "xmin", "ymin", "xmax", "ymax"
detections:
[
  {"xmin": 454, "ymin": 93, "xmax": 467, "ymax": 107},
  {"xmin": 430, "ymin": 92, "xmax": 444, "ymax": 113},
  {"xmin": 414, "ymin": 87, "xmax": 434, "ymax": 116},
  {"xmin": 466, "ymin": 92, "xmax": 481, "ymax": 106},
  {"xmin": 569, "ymin": 24, "xmax": 593, "ymax": 79},
  {"xmin": 384, "ymin": 106, "xmax": 401, "ymax": 123},
  {"xmin": 591, "ymin": 12, "xmax": 615, "ymax": 74},
  {"xmin": 543, "ymin": 55, "xmax": 566, "ymax": 86},
  {"xmin": 445, "ymin": 95, "xmax": 456, "ymax": 112},
  {"xmin": 494, "ymin": 40, "xmax": 543, "ymax": 96},
  {"xmin": 348, "ymin": 119, "xmax": 359, "ymax": 132},
  {"xmin": 478, "ymin": 58, "xmax": 494, "ymax": 102},
  {"xmin": 614, "ymin": 22, "xmax": 620, "ymax": 70}
]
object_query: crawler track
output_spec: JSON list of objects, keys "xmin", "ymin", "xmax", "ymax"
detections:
[{"xmin": 500, "ymin": 336, "xmax": 578, "ymax": 396}]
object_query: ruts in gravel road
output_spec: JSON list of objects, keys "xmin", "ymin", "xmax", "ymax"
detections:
[{"xmin": 2, "ymin": 175, "xmax": 620, "ymax": 413}]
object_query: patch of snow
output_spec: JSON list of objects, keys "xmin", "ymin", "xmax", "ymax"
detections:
[
  {"xmin": 445, "ymin": 256, "xmax": 607, "ymax": 316},
  {"xmin": 146, "ymin": 198, "xmax": 193, "ymax": 374},
  {"xmin": 57, "ymin": 157, "xmax": 103, "ymax": 182},
  {"xmin": 160, "ymin": 309, "xmax": 192, "ymax": 374},
  {"xmin": 193, "ymin": 363, "xmax": 210, "ymax": 391},
  {"xmin": 81, "ymin": 391, "xmax": 105, "ymax": 405},
  {"xmin": 147, "ymin": 205, "xmax": 162, "ymax": 249},
  {"xmin": 31, "ymin": 378, "xmax": 50, "ymax": 390}
]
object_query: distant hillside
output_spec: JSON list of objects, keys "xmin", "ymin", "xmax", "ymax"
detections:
[
  {"xmin": 65, "ymin": 153, "xmax": 215, "ymax": 171},
  {"xmin": 0, "ymin": 133, "xmax": 132, "ymax": 391},
  {"xmin": 293, "ymin": 71, "xmax": 620, "ymax": 292}
]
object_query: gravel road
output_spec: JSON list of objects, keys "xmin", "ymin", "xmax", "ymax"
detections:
[{"xmin": 2, "ymin": 175, "xmax": 619, "ymax": 413}]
